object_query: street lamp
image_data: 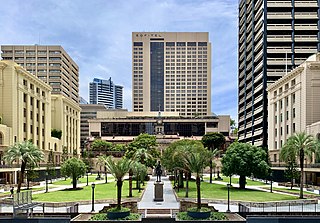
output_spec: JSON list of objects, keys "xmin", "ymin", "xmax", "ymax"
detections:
[
  {"xmin": 226, "ymin": 183, "xmax": 231, "ymax": 213},
  {"xmin": 91, "ymin": 183, "xmax": 95, "ymax": 212},
  {"xmin": 270, "ymin": 172, "xmax": 273, "ymax": 193},
  {"xmin": 86, "ymin": 172, "xmax": 89, "ymax": 186},
  {"xmin": 105, "ymin": 167, "xmax": 108, "ymax": 184},
  {"xmin": 45, "ymin": 172, "xmax": 48, "ymax": 193}
]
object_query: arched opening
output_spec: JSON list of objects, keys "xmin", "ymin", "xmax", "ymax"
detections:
[{"xmin": 0, "ymin": 132, "xmax": 3, "ymax": 145}]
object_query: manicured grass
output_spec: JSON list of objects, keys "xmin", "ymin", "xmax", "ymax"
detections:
[
  {"xmin": 204, "ymin": 176, "xmax": 267, "ymax": 186},
  {"xmin": 175, "ymin": 181, "xmax": 297, "ymax": 202},
  {"xmin": 274, "ymin": 187, "xmax": 320, "ymax": 196},
  {"xmin": 32, "ymin": 180, "xmax": 143, "ymax": 202},
  {"xmin": 52, "ymin": 175, "xmax": 114, "ymax": 186}
]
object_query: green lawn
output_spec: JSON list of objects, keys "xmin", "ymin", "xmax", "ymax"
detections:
[
  {"xmin": 52, "ymin": 175, "xmax": 114, "ymax": 186},
  {"xmin": 274, "ymin": 187, "xmax": 320, "ymax": 196},
  {"xmin": 204, "ymin": 176, "xmax": 267, "ymax": 186},
  {"xmin": 32, "ymin": 180, "xmax": 143, "ymax": 202},
  {"xmin": 175, "ymin": 181, "xmax": 297, "ymax": 202}
]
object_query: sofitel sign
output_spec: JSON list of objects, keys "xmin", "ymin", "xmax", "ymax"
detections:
[{"xmin": 135, "ymin": 33, "xmax": 163, "ymax": 37}]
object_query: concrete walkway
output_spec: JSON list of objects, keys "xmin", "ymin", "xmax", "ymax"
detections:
[{"xmin": 138, "ymin": 176, "xmax": 179, "ymax": 209}]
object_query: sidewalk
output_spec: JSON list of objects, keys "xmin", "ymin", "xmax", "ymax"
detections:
[{"xmin": 138, "ymin": 176, "xmax": 179, "ymax": 209}]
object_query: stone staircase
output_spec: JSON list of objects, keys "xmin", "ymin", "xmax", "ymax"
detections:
[{"xmin": 139, "ymin": 209, "xmax": 179, "ymax": 218}]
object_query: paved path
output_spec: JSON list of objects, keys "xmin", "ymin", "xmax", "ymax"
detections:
[{"xmin": 138, "ymin": 176, "xmax": 179, "ymax": 209}]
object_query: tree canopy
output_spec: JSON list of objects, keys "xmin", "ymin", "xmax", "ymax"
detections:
[
  {"xmin": 60, "ymin": 157, "xmax": 87, "ymax": 189},
  {"xmin": 125, "ymin": 133, "xmax": 159, "ymax": 168},
  {"xmin": 51, "ymin": 129, "xmax": 62, "ymax": 139},
  {"xmin": 4, "ymin": 141, "xmax": 44, "ymax": 192},
  {"xmin": 221, "ymin": 142, "xmax": 270, "ymax": 189},
  {"xmin": 201, "ymin": 132, "xmax": 226, "ymax": 151},
  {"xmin": 91, "ymin": 139, "xmax": 112, "ymax": 151}
]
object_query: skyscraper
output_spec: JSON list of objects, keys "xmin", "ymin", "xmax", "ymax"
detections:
[
  {"xmin": 1, "ymin": 45, "xmax": 79, "ymax": 104},
  {"xmin": 89, "ymin": 77, "xmax": 123, "ymax": 109},
  {"xmin": 238, "ymin": 0, "xmax": 320, "ymax": 147},
  {"xmin": 132, "ymin": 32, "xmax": 211, "ymax": 117}
]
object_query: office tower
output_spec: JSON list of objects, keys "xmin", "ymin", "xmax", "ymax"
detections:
[
  {"xmin": 132, "ymin": 32, "xmax": 211, "ymax": 117},
  {"xmin": 89, "ymin": 77, "xmax": 123, "ymax": 109},
  {"xmin": 238, "ymin": 0, "xmax": 320, "ymax": 147},
  {"xmin": 1, "ymin": 45, "xmax": 79, "ymax": 103}
]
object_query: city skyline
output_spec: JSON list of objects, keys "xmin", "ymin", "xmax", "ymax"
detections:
[{"xmin": 0, "ymin": 0, "xmax": 238, "ymax": 120}]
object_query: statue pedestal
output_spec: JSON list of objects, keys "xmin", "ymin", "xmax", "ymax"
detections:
[{"xmin": 154, "ymin": 182, "xmax": 164, "ymax": 202}]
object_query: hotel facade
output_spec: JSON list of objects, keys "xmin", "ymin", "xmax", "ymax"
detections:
[{"xmin": 132, "ymin": 32, "xmax": 211, "ymax": 117}]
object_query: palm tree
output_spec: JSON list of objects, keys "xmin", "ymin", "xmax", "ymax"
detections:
[
  {"xmin": 4, "ymin": 141, "xmax": 44, "ymax": 193},
  {"xmin": 132, "ymin": 148, "xmax": 153, "ymax": 165},
  {"xmin": 281, "ymin": 132, "xmax": 320, "ymax": 199},
  {"xmin": 101, "ymin": 156, "xmax": 132, "ymax": 209},
  {"xmin": 182, "ymin": 150, "xmax": 210, "ymax": 210}
]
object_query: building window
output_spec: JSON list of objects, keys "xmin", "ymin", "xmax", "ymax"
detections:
[
  {"xmin": 293, "ymin": 108, "xmax": 295, "ymax": 118},
  {"xmin": 274, "ymin": 154, "xmax": 277, "ymax": 162},
  {"xmin": 292, "ymin": 93, "xmax": 295, "ymax": 104},
  {"xmin": 275, "ymin": 141, "xmax": 277, "ymax": 150},
  {"xmin": 281, "ymin": 127, "xmax": 283, "ymax": 136},
  {"xmin": 275, "ymin": 128, "xmax": 277, "ymax": 137},
  {"xmin": 286, "ymin": 125, "xmax": 289, "ymax": 134},
  {"xmin": 293, "ymin": 123, "xmax": 296, "ymax": 133},
  {"xmin": 286, "ymin": 111, "xmax": 289, "ymax": 120},
  {"xmin": 291, "ymin": 79, "xmax": 296, "ymax": 86}
]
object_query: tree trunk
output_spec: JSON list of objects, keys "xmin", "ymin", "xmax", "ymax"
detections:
[
  {"xmin": 136, "ymin": 175, "xmax": 139, "ymax": 189},
  {"xmin": 209, "ymin": 160, "xmax": 213, "ymax": 183},
  {"xmin": 239, "ymin": 175, "xmax": 246, "ymax": 189},
  {"xmin": 291, "ymin": 178, "xmax": 293, "ymax": 190},
  {"xmin": 196, "ymin": 176, "xmax": 201, "ymax": 210},
  {"xmin": 72, "ymin": 175, "xmax": 77, "ymax": 189},
  {"xmin": 185, "ymin": 172, "xmax": 189, "ymax": 198},
  {"xmin": 117, "ymin": 180, "xmax": 123, "ymax": 210},
  {"xmin": 178, "ymin": 170, "xmax": 184, "ymax": 188},
  {"xmin": 300, "ymin": 150, "xmax": 304, "ymax": 199},
  {"xmin": 128, "ymin": 169, "xmax": 133, "ymax": 197},
  {"xmin": 18, "ymin": 161, "xmax": 27, "ymax": 193}
]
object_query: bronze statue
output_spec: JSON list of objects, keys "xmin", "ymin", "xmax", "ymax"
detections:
[{"xmin": 155, "ymin": 161, "xmax": 162, "ymax": 182}]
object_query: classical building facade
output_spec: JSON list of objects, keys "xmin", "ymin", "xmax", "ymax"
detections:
[
  {"xmin": 132, "ymin": 32, "xmax": 211, "ymax": 117},
  {"xmin": 268, "ymin": 54, "xmax": 320, "ymax": 185},
  {"xmin": 89, "ymin": 77, "xmax": 123, "ymax": 109},
  {"xmin": 238, "ymin": 0, "xmax": 320, "ymax": 147},
  {"xmin": 1, "ymin": 45, "xmax": 79, "ymax": 104}
]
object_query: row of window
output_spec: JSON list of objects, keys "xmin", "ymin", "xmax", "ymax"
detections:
[{"xmin": 273, "ymin": 79, "xmax": 296, "ymax": 97}]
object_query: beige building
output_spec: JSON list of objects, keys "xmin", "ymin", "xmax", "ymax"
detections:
[
  {"xmin": 267, "ymin": 53, "xmax": 320, "ymax": 165},
  {"xmin": 1, "ymin": 45, "xmax": 79, "ymax": 104},
  {"xmin": 132, "ymin": 32, "xmax": 211, "ymax": 117},
  {"xmin": 0, "ymin": 61, "xmax": 80, "ymax": 184}
]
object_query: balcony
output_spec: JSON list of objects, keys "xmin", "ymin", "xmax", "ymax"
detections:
[
  {"xmin": 267, "ymin": 35, "xmax": 292, "ymax": 42},
  {"xmin": 267, "ymin": 58, "xmax": 287, "ymax": 65},
  {"xmin": 267, "ymin": 47, "xmax": 291, "ymax": 54},
  {"xmin": 267, "ymin": 1, "xmax": 292, "ymax": 7},
  {"xmin": 295, "ymin": 35, "xmax": 318, "ymax": 42},
  {"xmin": 294, "ymin": 12, "xmax": 318, "ymax": 19},
  {"xmin": 294, "ymin": 1, "xmax": 318, "ymax": 7},
  {"xmin": 295, "ymin": 24, "xmax": 318, "ymax": 30},
  {"xmin": 267, "ymin": 24, "xmax": 292, "ymax": 31},
  {"xmin": 255, "ymin": 72, "xmax": 263, "ymax": 82},
  {"xmin": 267, "ymin": 12, "xmax": 292, "ymax": 19},
  {"xmin": 267, "ymin": 69, "xmax": 286, "ymax": 77},
  {"xmin": 254, "ymin": 60, "xmax": 263, "ymax": 73},
  {"xmin": 294, "ymin": 47, "xmax": 317, "ymax": 54}
]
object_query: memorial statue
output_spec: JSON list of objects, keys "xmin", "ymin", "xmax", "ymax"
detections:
[{"xmin": 155, "ymin": 161, "xmax": 162, "ymax": 182}]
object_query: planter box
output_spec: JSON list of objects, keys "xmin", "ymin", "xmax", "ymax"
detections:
[
  {"xmin": 187, "ymin": 210, "xmax": 211, "ymax": 219},
  {"xmin": 71, "ymin": 213, "xmax": 142, "ymax": 222},
  {"xmin": 107, "ymin": 210, "xmax": 130, "ymax": 219}
]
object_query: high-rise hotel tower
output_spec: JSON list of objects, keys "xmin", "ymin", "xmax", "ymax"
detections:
[
  {"xmin": 132, "ymin": 32, "xmax": 211, "ymax": 117},
  {"xmin": 238, "ymin": 0, "xmax": 320, "ymax": 147}
]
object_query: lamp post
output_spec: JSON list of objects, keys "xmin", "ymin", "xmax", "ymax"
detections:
[
  {"xmin": 270, "ymin": 172, "xmax": 273, "ymax": 193},
  {"xmin": 45, "ymin": 172, "xmax": 48, "ymax": 193},
  {"xmin": 226, "ymin": 183, "xmax": 231, "ymax": 213},
  {"xmin": 105, "ymin": 167, "xmax": 108, "ymax": 184},
  {"xmin": 86, "ymin": 172, "xmax": 89, "ymax": 186},
  {"xmin": 91, "ymin": 183, "xmax": 95, "ymax": 212}
]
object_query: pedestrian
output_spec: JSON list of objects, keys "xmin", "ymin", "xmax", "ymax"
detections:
[{"xmin": 10, "ymin": 186, "xmax": 14, "ymax": 198}]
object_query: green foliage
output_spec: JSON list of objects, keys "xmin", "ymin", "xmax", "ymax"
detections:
[
  {"xmin": 91, "ymin": 139, "xmax": 112, "ymax": 151},
  {"xmin": 281, "ymin": 132, "xmax": 320, "ymax": 198},
  {"xmin": 125, "ymin": 133, "xmax": 159, "ymax": 168},
  {"xmin": 107, "ymin": 207, "xmax": 130, "ymax": 212},
  {"xmin": 90, "ymin": 213, "xmax": 141, "ymax": 221},
  {"xmin": 60, "ymin": 158, "xmax": 86, "ymax": 189},
  {"xmin": 221, "ymin": 142, "xmax": 270, "ymax": 189},
  {"xmin": 187, "ymin": 207, "xmax": 211, "ymax": 212},
  {"xmin": 111, "ymin": 144, "xmax": 127, "ymax": 152},
  {"xmin": 177, "ymin": 212, "xmax": 226, "ymax": 220},
  {"xmin": 51, "ymin": 129, "xmax": 62, "ymax": 139},
  {"xmin": 162, "ymin": 139, "xmax": 205, "ymax": 172},
  {"xmin": 61, "ymin": 147, "xmax": 68, "ymax": 162},
  {"xmin": 201, "ymin": 132, "xmax": 226, "ymax": 151},
  {"xmin": 4, "ymin": 141, "xmax": 44, "ymax": 192}
]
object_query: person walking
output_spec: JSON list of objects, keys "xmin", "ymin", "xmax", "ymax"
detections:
[{"xmin": 10, "ymin": 186, "xmax": 14, "ymax": 198}]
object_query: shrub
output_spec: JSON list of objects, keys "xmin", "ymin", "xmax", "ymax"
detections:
[{"xmin": 177, "ymin": 211, "xmax": 227, "ymax": 220}]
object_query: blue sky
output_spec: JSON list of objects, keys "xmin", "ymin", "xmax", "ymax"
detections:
[{"xmin": 0, "ymin": 0, "xmax": 238, "ymax": 121}]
